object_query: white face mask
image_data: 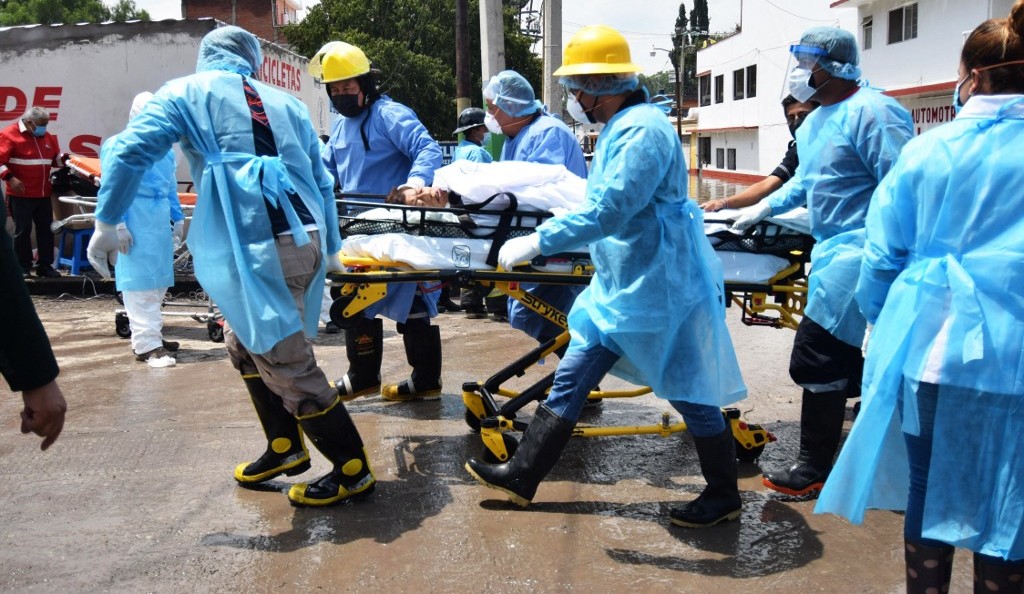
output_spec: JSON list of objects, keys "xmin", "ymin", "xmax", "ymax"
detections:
[
  {"xmin": 481, "ymin": 132, "xmax": 491, "ymax": 146},
  {"xmin": 566, "ymin": 93, "xmax": 595, "ymax": 124},
  {"xmin": 787, "ymin": 67, "xmax": 817, "ymax": 103},
  {"xmin": 484, "ymin": 113, "xmax": 504, "ymax": 135}
]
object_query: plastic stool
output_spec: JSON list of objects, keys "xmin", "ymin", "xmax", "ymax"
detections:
[{"xmin": 57, "ymin": 227, "xmax": 94, "ymax": 275}]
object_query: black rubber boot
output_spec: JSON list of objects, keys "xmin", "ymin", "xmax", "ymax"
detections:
[
  {"xmin": 288, "ymin": 397, "xmax": 376, "ymax": 507},
  {"xmin": 762, "ymin": 390, "xmax": 847, "ymax": 496},
  {"xmin": 904, "ymin": 538, "xmax": 955, "ymax": 594},
  {"xmin": 336, "ymin": 317, "xmax": 383, "ymax": 400},
  {"xmin": 381, "ymin": 324, "xmax": 442, "ymax": 401},
  {"xmin": 234, "ymin": 373, "xmax": 311, "ymax": 485},
  {"xmin": 465, "ymin": 404, "xmax": 574, "ymax": 507},
  {"xmin": 669, "ymin": 428, "xmax": 742, "ymax": 528},
  {"xmin": 437, "ymin": 285, "xmax": 460, "ymax": 313}
]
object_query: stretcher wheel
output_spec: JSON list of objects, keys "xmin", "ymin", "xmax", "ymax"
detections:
[
  {"xmin": 481, "ymin": 433, "xmax": 519, "ymax": 464},
  {"xmin": 115, "ymin": 313, "xmax": 131, "ymax": 339},
  {"xmin": 735, "ymin": 441, "xmax": 765, "ymax": 462},
  {"xmin": 207, "ymin": 322, "xmax": 225, "ymax": 343},
  {"xmin": 464, "ymin": 408, "xmax": 482, "ymax": 432}
]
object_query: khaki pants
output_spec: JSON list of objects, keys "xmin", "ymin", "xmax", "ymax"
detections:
[{"xmin": 225, "ymin": 232, "xmax": 337, "ymax": 414}]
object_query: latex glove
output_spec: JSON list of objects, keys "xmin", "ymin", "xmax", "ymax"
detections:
[
  {"xmin": 549, "ymin": 206, "xmax": 570, "ymax": 218},
  {"xmin": 172, "ymin": 220, "xmax": 185, "ymax": 247},
  {"xmin": 116, "ymin": 222, "xmax": 133, "ymax": 255},
  {"xmin": 861, "ymin": 323, "xmax": 873, "ymax": 358},
  {"xmin": 87, "ymin": 220, "xmax": 120, "ymax": 279},
  {"xmin": 326, "ymin": 251, "xmax": 346, "ymax": 273},
  {"xmin": 498, "ymin": 234, "xmax": 542, "ymax": 270},
  {"xmin": 729, "ymin": 201, "xmax": 772, "ymax": 232}
]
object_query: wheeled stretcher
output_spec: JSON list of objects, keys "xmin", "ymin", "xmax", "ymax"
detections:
[
  {"xmin": 53, "ymin": 154, "xmax": 225, "ymax": 342},
  {"xmin": 328, "ymin": 197, "xmax": 794, "ymax": 463}
]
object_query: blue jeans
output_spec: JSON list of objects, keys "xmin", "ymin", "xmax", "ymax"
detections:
[
  {"xmin": 902, "ymin": 381, "xmax": 942, "ymax": 546},
  {"xmin": 544, "ymin": 340, "xmax": 726, "ymax": 437}
]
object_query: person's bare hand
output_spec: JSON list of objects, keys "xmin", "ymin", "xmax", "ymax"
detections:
[
  {"xmin": 8, "ymin": 176, "xmax": 26, "ymax": 195},
  {"xmin": 21, "ymin": 380, "xmax": 67, "ymax": 450},
  {"xmin": 700, "ymin": 198, "xmax": 727, "ymax": 212}
]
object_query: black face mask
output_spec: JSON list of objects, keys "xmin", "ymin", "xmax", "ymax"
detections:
[{"xmin": 331, "ymin": 94, "xmax": 365, "ymax": 118}]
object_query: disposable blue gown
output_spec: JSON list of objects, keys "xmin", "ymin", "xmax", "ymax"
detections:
[
  {"xmin": 323, "ymin": 97, "xmax": 443, "ymax": 322},
  {"xmin": 103, "ymin": 139, "xmax": 184, "ymax": 292},
  {"xmin": 452, "ymin": 140, "xmax": 492, "ymax": 163},
  {"xmin": 536, "ymin": 103, "xmax": 746, "ymax": 405},
  {"xmin": 501, "ymin": 112, "xmax": 588, "ymax": 340},
  {"xmin": 817, "ymin": 96, "xmax": 1024, "ymax": 559},
  {"xmin": 766, "ymin": 87, "xmax": 912, "ymax": 346},
  {"xmin": 95, "ymin": 72, "xmax": 341, "ymax": 355}
]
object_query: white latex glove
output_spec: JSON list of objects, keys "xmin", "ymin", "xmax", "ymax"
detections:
[
  {"xmin": 497, "ymin": 234, "xmax": 542, "ymax": 270},
  {"xmin": 729, "ymin": 201, "xmax": 772, "ymax": 233},
  {"xmin": 116, "ymin": 222, "xmax": 133, "ymax": 255},
  {"xmin": 325, "ymin": 251, "xmax": 346, "ymax": 273},
  {"xmin": 549, "ymin": 206, "xmax": 570, "ymax": 218},
  {"xmin": 861, "ymin": 323, "xmax": 873, "ymax": 358},
  {"xmin": 172, "ymin": 220, "xmax": 185, "ymax": 247},
  {"xmin": 87, "ymin": 220, "xmax": 120, "ymax": 279}
]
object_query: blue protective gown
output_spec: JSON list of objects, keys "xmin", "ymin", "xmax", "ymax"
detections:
[
  {"xmin": 95, "ymin": 72, "xmax": 342, "ymax": 355},
  {"xmin": 500, "ymin": 111, "xmax": 588, "ymax": 340},
  {"xmin": 766, "ymin": 87, "xmax": 913, "ymax": 346},
  {"xmin": 102, "ymin": 138, "xmax": 184, "ymax": 293},
  {"xmin": 536, "ymin": 102, "xmax": 746, "ymax": 405},
  {"xmin": 323, "ymin": 96, "xmax": 443, "ymax": 322},
  {"xmin": 817, "ymin": 95, "xmax": 1024, "ymax": 559},
  {"xmin": 452, "ymin": 139, "xmax": 492, "ymax": 163}
]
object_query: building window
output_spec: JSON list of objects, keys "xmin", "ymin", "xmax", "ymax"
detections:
[
  {"xmin": 733, "ymin": 69, "xmax": 745, "ymax": 100},
  {"xmin": 699, "ymin": 137, "xmax": 711, "ymax": 165},
  {"xmin": 862, "ymin": 15, "xmax": 873, "ymax": 50},
  {"xmin": 715, "ymin": 147, "xmax": 725, "ymax": 169},
  {"xmin": 714, "ymin": 74, "xmax": 724, "ymax": 104},
  {"xmin": 699, "ymin": 74, "xmax": 711, "ymax": 107},
  {"xmin": 727, "ymin": 148, "xmax": 736, "ymax": 170},
  {"xmin": 746, "ymin": 65, "xmax": 757, "ymax": 98},
  {"xmin": 888, "ymin": 3, "xmax": 918, "ymax": 44}
]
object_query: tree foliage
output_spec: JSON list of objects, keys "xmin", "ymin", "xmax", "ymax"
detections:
[
  {"xmin": 282, "ymin": 0, "xmax": 542, "ymax": 138},
  {"xmin": 0, "ymin": 0, "xmax": 149, "ymax": 26}
]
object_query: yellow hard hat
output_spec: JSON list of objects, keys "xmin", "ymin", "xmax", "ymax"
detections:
[
  {"xmin": 553, "ymin": 25, "xmax": 643, "ymax": 76},
  {"xmin": 308, "ymin": 41, "xmax": 371, "ymax": 83}
]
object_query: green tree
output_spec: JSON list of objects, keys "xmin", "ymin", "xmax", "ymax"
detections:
[
  {"xmin": 0, "ymin": 0, "xmax": 148, "ymax": 26},
  {"xmin": 282, "ymin": 0, "xmax": 541, "ymax": 138}
]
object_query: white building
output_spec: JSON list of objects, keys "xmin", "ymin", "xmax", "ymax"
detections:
[{"xmin": 694, "ymin": 0, "xmax": 1014, "ymax": 181}]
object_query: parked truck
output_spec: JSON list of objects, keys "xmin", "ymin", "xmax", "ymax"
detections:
[{"xmin": 0, "ymin": 18, "xmax": 329, "ymax": 165}]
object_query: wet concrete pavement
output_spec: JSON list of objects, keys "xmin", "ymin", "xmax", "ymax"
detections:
[{"xmin": 1, "ymin": 291, "xmax": 975, "ymax": 592}]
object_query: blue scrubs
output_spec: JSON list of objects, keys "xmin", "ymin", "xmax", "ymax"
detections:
[{"xmin": 452, "ymin": 139, "xmax": 492, "ymax": 163}]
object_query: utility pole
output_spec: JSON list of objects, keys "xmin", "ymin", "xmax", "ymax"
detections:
[
  {"xmin": 541, "ymin": 0, "xmax": 562, "ymax": 114},
  {"xmin": 479, "ymin": 0, "xmax": 506, "ymax": 83},
  {"xmin": 455, "ymin": 0, "xmax": 471, "ymax": 115}
]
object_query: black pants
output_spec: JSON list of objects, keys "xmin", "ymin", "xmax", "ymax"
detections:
[
  {"xmin": 789, "ymin": 316, "xmax": 863, "ymax": 396},
  {"xmin": 9, "ymin": 196, "xmax": 54, "ymax": 269}
]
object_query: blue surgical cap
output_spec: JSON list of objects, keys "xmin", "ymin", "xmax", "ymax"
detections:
[
  {"xmin": 559, "ymin": 73, "xmax": 639, "ymax": 96},
  {"xmin": 196, "ymin": 25, "xmax": 263, "ymax": 77},
  {"xmin": 483, "ymin": 70, "xmax": 543, "ymax": 117},
  {"xmin": 795, "ymin": 26, "xmax": 861, "ymax": 81}
]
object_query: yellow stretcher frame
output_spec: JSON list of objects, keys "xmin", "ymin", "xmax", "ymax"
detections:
[{"xmin": 327, "ymin": 254, "xmax": 781, "ymax": 464}]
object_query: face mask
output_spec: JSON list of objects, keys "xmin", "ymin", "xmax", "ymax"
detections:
[
  {"xmin": 952, "ymin": 74, "xmax": 970, "ymax": 114},
  {"xmin": 331, "ymin": 94, "xmax": 364, "ymax": 118},
  {"xmin": 484, "ymin": 113, "xmax": 504, "ymax": 135},
  {"xmin": 480, "ymin": 132, "xmax": 491, "ymax": 146},
  {"xmin": 31, "ymin": 124, "xmax": 47, "ymax": 137},
  {"xmin": 566, "ymin": 93, "xmax": 596, "ymax": 124},
  {"xmin": 787, "ymin": 67, "xmax": 817, "ymax": 103}
]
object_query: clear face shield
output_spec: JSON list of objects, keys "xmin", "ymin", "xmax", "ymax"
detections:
[{"xmin": 784, "ymin": 44, "xmax": 829, "ymax": 103}]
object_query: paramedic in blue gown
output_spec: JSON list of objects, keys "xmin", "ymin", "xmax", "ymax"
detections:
[
  {"xmin": 86, "ymin": 26, "xmax": 374, "ymax": 508},
  {"xmin": 482, "ymin": 69, "xmax": 588, "ymax": 348},
  {"xmin": 465, "ymin": 25, "xmax": 749, "ymax": 528},
  {"xmin": 731, "ymin": 26, "xmax": 913, "ymax": 498},
  {"xmin": 105, "ymin": 92, "xmax": 186, "ymax": 365},
  {"xmin": 817, "ymin": 3, "xmax": 1024, "ymax": 591},
  {"xmin": 310, "ymin": 41, "xmax": 444, "ymax": 402},
  {"xmin": 450, "ymin": 107, "xmax": 493, "ymax": 319}
]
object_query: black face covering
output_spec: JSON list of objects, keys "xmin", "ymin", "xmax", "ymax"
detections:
[{"xmin": 331, "ymin": 93, "xmax": 365, "ymax": 118}]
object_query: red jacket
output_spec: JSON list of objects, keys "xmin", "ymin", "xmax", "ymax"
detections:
[{"xmin": 0, "ymin": 120, "xmax": 62, "ymax": 199}]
